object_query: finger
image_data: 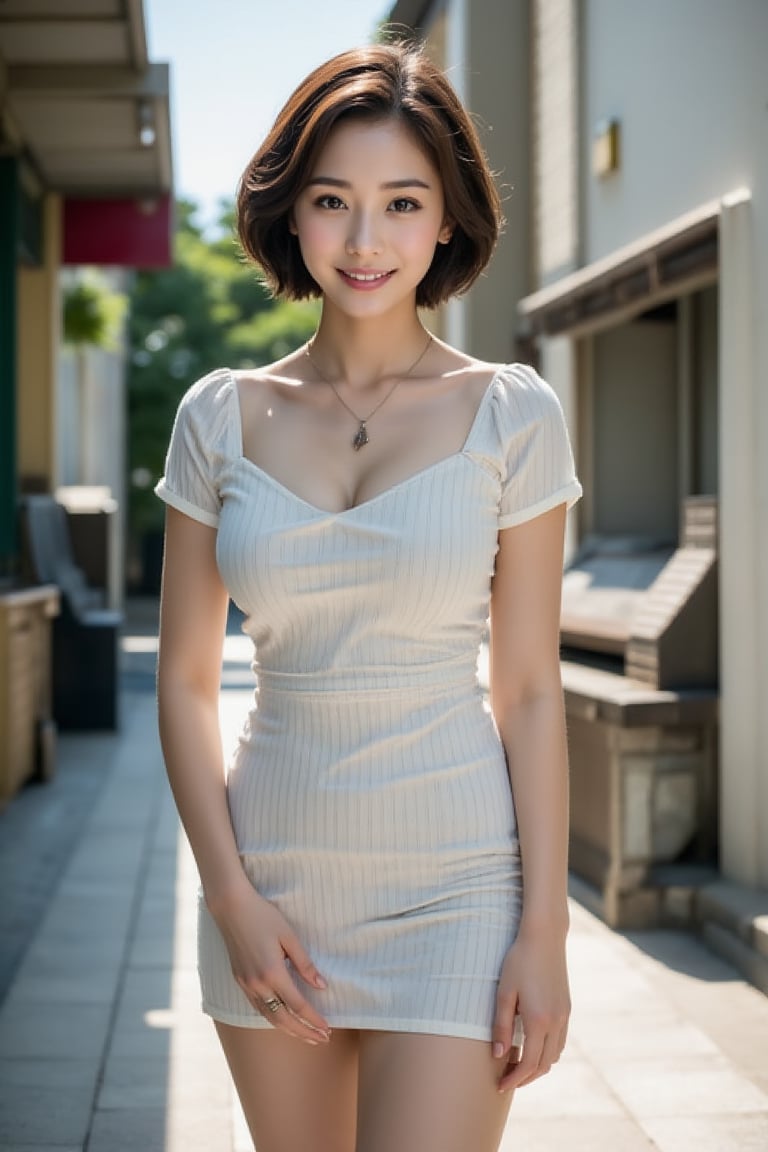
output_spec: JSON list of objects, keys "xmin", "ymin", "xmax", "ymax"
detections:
[
  {"xmin": 258, "ymin": 992, "xmax": 328, "ymax": 1044},
  {"xmin": 259, "ymin": 967, "xmax": 332, "ymax": 1039},
  {"xmin": 491, "ymin": 991, "xmax": 519, "ymax": 1060},
  {"xmin": 517, "ymin": 1029, "xmax": 560, "ymax": 1086},
  {"xmin": 236, "ymin": 976, "xmax": 329, "ymax": 1044},
  {"xmin": 498, "ymin": 1024, "xmax": 546, "ymax": 1091},
  {"xmin": 522, "ymin": 1020, "xmax": 568, "ymax": 1083},
  {"xmin": 517, "ymin": 1012, "xmax": 570, "ymax": 1086},
  {"xmin": 248, "ymin": 987, "xmax": 328, "ymax": 1044},
  {"xmin": 509, "ymin": 1012, "xmax": 524, "ymax": 1063},
  {"xmin": 276, "ymin": 979, "xmax": 333, "ymax": 1038},
  {"xmin": 261, "ymin": 993, "xmax": 287, "ymax": 1017},
  {"xmin": 281, "ymin": 932, "xmax": 327, "ymax": 991}
]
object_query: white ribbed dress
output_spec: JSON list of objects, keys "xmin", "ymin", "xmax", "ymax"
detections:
[{"xmin": 156, "ymin": 363, "xmax": 581, "ymax": 1040}]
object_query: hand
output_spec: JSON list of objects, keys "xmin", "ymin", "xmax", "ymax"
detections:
[
  {"xmin": 492, "ymin": 926, "xmax": 570, "ymax": 1092},
  {"xmin": 210, "ymin": 882, "xmax": 331, "ymax": 1045}
]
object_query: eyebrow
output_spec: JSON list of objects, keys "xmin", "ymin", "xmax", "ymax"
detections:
[{"xmin": 306, "ymin": 177, "xmax": 431, "ymax": 190}]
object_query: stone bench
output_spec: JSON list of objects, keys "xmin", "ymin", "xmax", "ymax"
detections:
[
  {"xmin": 562, "ymin": 658, "xmax": 718, "ymax": 928},
  {"xmin": 559, "ymin": 499, "xmax": 720, "ymax": 928}
]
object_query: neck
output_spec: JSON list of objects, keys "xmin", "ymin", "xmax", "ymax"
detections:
[{"xmin": 309, "ymin": 306, "xmax": 430, "ymax": 391}]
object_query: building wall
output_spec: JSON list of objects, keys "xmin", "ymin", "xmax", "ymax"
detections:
[
  {"xmin": 17, "ymin": 194, "xmax": 61, "ymax": 490},
  {"xmin": 592, "ymin": 319, "xmax": 679, "ymax": 541},
  {"xmin": 404, "ymin": 0, "xmax": 768, "ymax": 890},
  {"xmin": 578, "ymin": 0, "xmax": 768, "ymax": 887},
  {"xmin": 580, "ymin": 0, "xmax": 766, "ymax": 261},
  {"xmin": 468, "ymin": 0, "xmax": 530, "ymax": 362},
  {"xmin": 532, "ymin": 0, "xmax": 578, "ymax": 286},
  {"xmin": 531, "ymin": 0, "xmax": 580, "ymax": 560},
  {"xmin": 56, "ymin": 268, "xmax": 128, "ymax": 608},
  {"xmin": 432, "ymin": 0, "xmax": 530, "ymax": 362}
]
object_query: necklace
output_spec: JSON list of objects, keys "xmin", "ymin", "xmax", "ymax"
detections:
[{"xmin": 305, "ymin": 331, "xmax": 433, "ymax": 450}]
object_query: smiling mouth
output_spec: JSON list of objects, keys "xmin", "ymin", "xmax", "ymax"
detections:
[{"xmin": 340, "ymin": 269, "xmax": 393, "ymax": 283}]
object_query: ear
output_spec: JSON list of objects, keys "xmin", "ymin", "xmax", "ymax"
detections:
[
  {"xmin": 438, "ymin": 219, "xmax": 454, "ymax": 245},
  {"xmin": 288, "ymin": 212, "xmax": 298, "ymax": 236}
]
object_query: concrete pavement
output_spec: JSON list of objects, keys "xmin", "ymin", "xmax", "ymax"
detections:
[{"xmin": 0, "ymin": 598, "xmax": 767, "ymax": 1150}]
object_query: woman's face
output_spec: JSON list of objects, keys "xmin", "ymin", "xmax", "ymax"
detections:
[{"xmin": 291, "ymin": 117, "xmax": 452, "ymax": 318}]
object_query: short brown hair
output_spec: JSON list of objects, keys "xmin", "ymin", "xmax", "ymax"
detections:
[{"xmin": 236, "ymin": 42, "xmax": 503, "ymax": 309}]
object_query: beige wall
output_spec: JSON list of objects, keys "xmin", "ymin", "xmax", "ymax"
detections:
[
  {"xmin": 580, "ymin": 0, "xmax": 767, "ymax": 260},
  {"xmin": 532, "ymin": 0, "xmax": 578, "ymax": 287},
  {"xmin": 463, "ymin": 0, "xmax": 530, "ymax": 362},
  {"xmin": 17, "ymin": 194, "xmax": 61, "ymax": 490},
  {"xmin": 424, "ymin": 0, "xmax": 530, "ymax": 361},
  {"xmin": 591, "ymin": 320, "xmax": 679, "ymax": 542},
  {"xmin": 577, "ymin": 0, "xmax": 768, "ymax": 887},
  {"xmin": 531, "ymin": 0, "xmax": 583, "ymax": 563},
  {"xmin": 415, "ymin": 0, "xmax": 768, "ymax": 887},
  {"xmin": 718, "ymin": 192, "xmax": 765, "ymax": 887}
]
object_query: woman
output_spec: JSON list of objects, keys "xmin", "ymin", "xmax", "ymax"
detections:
[{"xmin": 156, "ymin": 40, "xmax": 581, "ymax": 1152}]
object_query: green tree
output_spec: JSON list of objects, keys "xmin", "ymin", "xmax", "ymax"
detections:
[
  {"xmin": 127, "ymin": 198, "xmax": 319, "ymax": 562},
  {"xmin": 62, "ymin": 270, "xmax": 127, "ymax": 484},
  {"xmin": 63, "ymin": 272, "xmax": 126, "ymax": 349}
]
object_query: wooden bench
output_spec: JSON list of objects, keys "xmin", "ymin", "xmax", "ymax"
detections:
[
  {"xmin": 20, "ymin": 495, "xmax": 122, "ymax": 730},
  {"xmin": 0, "ymin": 585, "xmax": 60, "ymax": 807}
]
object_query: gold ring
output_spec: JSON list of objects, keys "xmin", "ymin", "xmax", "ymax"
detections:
[{"xmin": 263, "ymin": 994, "xmax": 284, "ymax": 1013}]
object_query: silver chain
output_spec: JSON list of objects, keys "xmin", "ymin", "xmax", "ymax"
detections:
[{"xmin": 305, "ymin": 332, "xmax": 433, "ymax": 449}]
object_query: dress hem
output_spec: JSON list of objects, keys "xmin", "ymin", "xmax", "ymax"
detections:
[{"xmin": 201, "ymin": 1000, "xmax": 492, "ymax": 1042}]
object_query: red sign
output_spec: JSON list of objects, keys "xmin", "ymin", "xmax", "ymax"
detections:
[{"xmin": 63, "ymin": 196, "xmax": 172, "ymax": 268}]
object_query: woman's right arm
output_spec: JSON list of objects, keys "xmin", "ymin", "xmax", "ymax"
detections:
[
  {"xmin": 157, "ymin": 507, "xmax": 330, "ymax": 1042},
  {"xmin": 157, "ymin": 505, "xmax": 244, "ymax": 908}
]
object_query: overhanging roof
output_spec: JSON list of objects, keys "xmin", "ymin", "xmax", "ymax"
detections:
[
  {"xmin": 387, "ymin": 0, "xmax": 436, "ymax": 31},
  {"xmin": 0, "ymin": 0, "xmax": 172, "ymax": 200},
  {"xmin": 519, "ymin": 199, "xmax": 722, "ymax": 339}
]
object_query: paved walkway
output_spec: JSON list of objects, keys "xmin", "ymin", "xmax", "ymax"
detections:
[{"xmin": 0, "ymin": 600, "xmax": 767, "ymax": 1150}]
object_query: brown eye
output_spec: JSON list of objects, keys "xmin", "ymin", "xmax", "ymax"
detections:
[
  {"xmin": 316, "ymin": 195, "xmax": 346, "ymax": 210},
  {"xmin": 390, "ymin": 198, "xmax": 419, "ymax": 213}
]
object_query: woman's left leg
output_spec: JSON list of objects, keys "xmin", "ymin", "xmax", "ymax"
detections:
[{"xmin": 355, "ymin": 1031, "xmax": 513, "ymax": 1152}]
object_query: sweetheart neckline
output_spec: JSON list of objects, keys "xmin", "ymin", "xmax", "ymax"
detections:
[
  {"xmin": 227, "ymin": 367, "xmax": 503, "ymax": 517},
  {"xmin": 232, "ymin": 448, "xmax": 477, "ymax": 517}
]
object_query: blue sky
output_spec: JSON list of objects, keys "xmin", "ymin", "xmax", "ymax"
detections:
[{"xmin": 145, "ymin": 0, "xmax": 393, "ymax": 228}]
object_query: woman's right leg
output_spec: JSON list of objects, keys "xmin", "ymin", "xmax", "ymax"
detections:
[{"xmin": 215, "ymin": 1022, "xmax": 359, "ymax": 1152}]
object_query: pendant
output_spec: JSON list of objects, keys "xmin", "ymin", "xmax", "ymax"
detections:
[{"xmin": 353, "ymin": 421, "xmax": 369, "ymax": 451}]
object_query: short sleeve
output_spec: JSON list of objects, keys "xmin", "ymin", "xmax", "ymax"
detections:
[
  {"xmin": 154, "ymin": 369, "xmax": 237, "ymax": 528},
  {"xmin": 494, "ymin": 364, "xmax": 582, "ymax": 529}
]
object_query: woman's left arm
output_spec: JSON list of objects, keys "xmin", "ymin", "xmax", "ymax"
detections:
[{"xmin": 489, "ymin": 502, "xmax": 572, "ymax": 1092}]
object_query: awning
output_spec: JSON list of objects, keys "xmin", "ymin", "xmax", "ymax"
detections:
[
  {"xmin": 519, "ymin": 198, "xmax": 723, "ymax": 339},
  {"xmin": 0, "ymin": 0, "xmax": 172, "ymax": 264}
]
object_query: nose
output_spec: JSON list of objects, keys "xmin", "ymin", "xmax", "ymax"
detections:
[{"xmin": 345, "ymin": 209, "xmax": 382, "ymax": 256}]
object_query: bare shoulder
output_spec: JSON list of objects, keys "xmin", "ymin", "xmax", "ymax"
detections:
[
  {"xmin": 431, "ymin": 338, "xmax": 504, "ymax": 403},
  {"xmin": 232, "ymin": 345, "xmax": 312, "ymax": 409},
  {"xmin": 234, "ymin": 343, "xmax": 311, "ymax": 383}
]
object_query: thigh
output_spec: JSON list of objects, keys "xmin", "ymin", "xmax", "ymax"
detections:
[
  {"xmin": 356, "ymin": 1031, "xmax": 513, "ymax": 1152},
  {"xmin": 215, "ymin": 1022, "xmax": 359, "ymax": 1152}
]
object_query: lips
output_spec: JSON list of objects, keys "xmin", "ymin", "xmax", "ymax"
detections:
[
  {"xmin": 338, "ymin": 268, "xmax": 394, "ymax": 289},
  {"xmin": 345, "ymin": 270, "xmax": 389, "ymax": 281}
]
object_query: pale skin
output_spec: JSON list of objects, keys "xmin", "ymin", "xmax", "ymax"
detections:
[{"xmin": 157, "ymin": 118, "xmax": 571, "ymax": 1152}]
